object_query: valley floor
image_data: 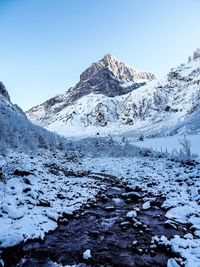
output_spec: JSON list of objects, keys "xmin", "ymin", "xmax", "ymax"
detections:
[
  {"xmin": 0, "ymin": 143, "xmax": 200, "ymax": 266},
  {"xmin": 133, "ymin": 134, "xmax": 200, "ymax": 156}
]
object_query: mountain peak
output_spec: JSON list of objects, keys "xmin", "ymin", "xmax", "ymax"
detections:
[
  {"xmin": 80, "ymin": 54, "xmax": 155, "ymax": 84},
  {"xmin": 100, "ymin": 53, "xmax": 125, "ymax": 70},
  {"xmin": 102, "ymin": 53, "xmax": 115, "ymax": 59},
  {"xmin": 188, "ymin": 48, "xmax": 200, "ymax": 63},
  {"xmin": 101, "ymin": 53, "xmax": 117, "ymax": 63},
  {"xmin": 100, "ymin": 53, "xmax": 129, "ymax": 68}
]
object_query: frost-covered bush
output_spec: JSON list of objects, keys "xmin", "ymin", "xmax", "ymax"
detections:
[
  {"xmin": 65, "ymin": 136, "xmax": 140, "ymax": 158},
  {"xmin": 165, "ymin": 136, "xmax": 198, "ymax": 162},
  {"xmin": 178, "ymin": 135, "xmax": 192, "ymax": 157}
]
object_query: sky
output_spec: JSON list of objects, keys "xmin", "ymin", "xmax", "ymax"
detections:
[{"xmin": 0, "ymin": 0, "xmax": 200, "ymax": 110}]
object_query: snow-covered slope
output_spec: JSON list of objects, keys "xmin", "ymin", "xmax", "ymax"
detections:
[
  {"xmin": 0, "ymin": 82, "xmax": 66, "ymax": 151},
  {"xmin": 27, "ymin": 50, "xmax": 200, "ymax": 138}
]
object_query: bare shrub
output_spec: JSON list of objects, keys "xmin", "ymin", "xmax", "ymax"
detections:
[{"xmin": 178, "ymin": 135, "xmax": 192, "ymax": 157}]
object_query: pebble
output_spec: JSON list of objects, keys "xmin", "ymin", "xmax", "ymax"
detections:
[
  {"xmin": 122, "ymin": 192, "xmax": 141, "ymax": 201},
  {"xmin": 142, "ymin": 201, "xmax": 151, "ymax": 210},
  {"xmin": 120, "ymin": 221, "xmax": 131, "ymax": 228},
  {"xmin": 126, "ymin": 210, "xmax": 137, "ymax": 218}
]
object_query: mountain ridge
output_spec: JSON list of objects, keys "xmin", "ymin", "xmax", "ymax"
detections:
[{"xmin": 27, "ymin": 50, "xmax": 200, "ymax": 138}]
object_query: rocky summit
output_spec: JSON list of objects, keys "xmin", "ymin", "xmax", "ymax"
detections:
[
  {"xmin": 70, "ymin": 53, "xmax": 155, "ymax": 99},
  {"xmin": 80, "ymin": 53, "xmax": 155, "ymax": 84}
]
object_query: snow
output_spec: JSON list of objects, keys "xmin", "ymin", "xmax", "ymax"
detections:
[
  {"xmin": 27, "ymin": 56, "xmax": 200, "ymax": 141},
  {"xmin": 126, "ymin": 210, "xmax": 137, "ymax": 218},
  {"xmin": 142, "ymin": 201, "xmax": 151, "ymax": 210},
  {"xmin": 83, "ymin": 249, "xmax": 92, "ymax": 260},
  {"xmin": 0, "ymin": 136, "xmax": 200, "ymax": 266},
  {"xmin": 159, "ymin": 235, "xmax": 200, "ymax": 267},
  {"xmin": 0, "ymin": 125, "xmax": 200, "ymax": 266},
  {"xmin": 0, "ymin": 150, "xmax": 100, "ymax": 248},
  {"xmin": 78, "ymin": 151, "xmax": 200, "ymax": 266},
  {"xmin": 46, "ymin": 262, "xmax": 85, "ymax": 267},
  {"xmin": 2, "ymin": 204, "xmax": 25, "ymax": 219},
  {"xmin": 167, "ymin": 258, "xmax": 180, "ymax": 267},
  {"xmin": 165, "ymin": 205, "xmax": 199, "ymax": 224},
  {"xmin": 133, "ymin": 134, "xmax": 200, "ymax": 156}
]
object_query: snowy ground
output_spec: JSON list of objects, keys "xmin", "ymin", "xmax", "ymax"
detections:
[
  {"xmin": 0, "ymin": 150, "xmax": 101, "ymax": 248},
  {"xmin": 0, "ymin": 140, "xmax": 200, "ymax": 266},
  {"xmin": 132, "ymin": 134, "xmax": 200, "ymax": 156},
  {"xmin": 80, "ymin": 155, "xmax": 200, "ymax": 267}
]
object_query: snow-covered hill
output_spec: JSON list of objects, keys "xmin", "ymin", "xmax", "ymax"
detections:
[
  {"xmin": 0, "ymin": 82, "xmax": 66, "ymax": 151},
  {"xmin": 27, "ymin": 50, "xmax": 200, "ymax": 138}
]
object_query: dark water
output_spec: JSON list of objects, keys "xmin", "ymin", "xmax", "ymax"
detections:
[{"xmin": 1, "ymin": 175, "xmax": 185, "ymax": 267}]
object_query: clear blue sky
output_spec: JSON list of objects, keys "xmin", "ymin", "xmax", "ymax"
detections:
[{"xmin": 0, "ymin": 0, "xmax": 200, "ymax": 110}]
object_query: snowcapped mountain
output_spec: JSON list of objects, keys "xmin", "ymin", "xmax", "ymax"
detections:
[
  {"xmin": 27, "ymin": 50, "xmax": 200, "ymax": 138},
  {"xmin": 27, "ymin": 54, "xmax": 155, "ymax": 128},
  {"xmin": 0, "ymin": 82, "xmax": 66, "ymax": 150}
]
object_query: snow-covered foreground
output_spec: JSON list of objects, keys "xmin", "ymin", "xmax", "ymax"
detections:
[
  {"xmin": 133, "ymin": 134, "xmax": 200, "ymax": 156},
  {"xmin": 0, "ymin": 151, "xmax": 100, "ymax": 248},
  {"xmin": 0, "ymin": 142, "xmax": 200, "ymax": 266},
  {"xmin": 81, "ymin": 156, "xmax": 200, "ymax": 267}
]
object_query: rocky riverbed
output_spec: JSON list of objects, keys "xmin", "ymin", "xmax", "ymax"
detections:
[{"xmin": 1, "ymin": 172, "xmax": 187, "ymax": 267}]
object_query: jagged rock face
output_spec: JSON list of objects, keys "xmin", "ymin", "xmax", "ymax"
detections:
[
  {"xmin": 54, "ymin": 54, "xmax": 155, "ymax": 104},
  {"xmin": 0, "ymin": 81, "xmax": 10, "ymax": 101},
  {"xmin": 65, "ymin": 67, "xmax": 147, "ymax": 104},
  {"xmin": 80, "ymin": 54, "xmax": 155, "ymax": 83}
]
